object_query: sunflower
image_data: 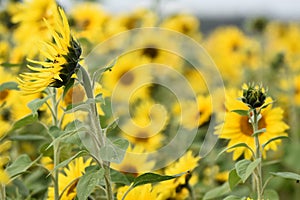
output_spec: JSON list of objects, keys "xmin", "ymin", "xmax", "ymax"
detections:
[
  {"xmin": 110, "ymin": 145, "xmax": 155, "ymax": 176},
  {"xmin": 1, "ymin": 67, "xmax": 39, "ymax": 130},
  {"xmin": 264, "ymin": 22, "xmax": 300, "ymax": 71},
  {"xmin": 0, "ymin": 135, "xmax": 11, "ymax": 185},
  {"xmin": 204, "ymin": 26, "xmax": 260, "ymax": 85},
  {"xmin": 105, "ymin": 8, "xmax": 157, "ymax": 37},
  {"xmin": 18, "ymin": 7, "xmax": 82, "ymax": 94},
  {"xmin": 102, "ymin": 54, "xmax": 151, "ymax": 103},
  {"xmin": 154, "ymin": 150, "xmax": 200, "ymax": 200},
  {"xmin": 173, "ymin": 94, "xmax": 212, "ymax": 129},
  {"xmin": 70, "ymin": 2, "xmax": 109, "ymax": 43},
  {"xmin": 117, "ymin": 184, "xmax": 158, "ymax": 200},
  {"xmin": 120, "ymin": 100, "xmax": 167, "ymax": 151},
  {"xmin": 11, "ymin": 0, "xmax": 59, "ymax": 58},
  {"xmin": 47, "ymin": 157, "xmax": 93, "ymax": 200},
  {"xmin": 216, "ymin": 89, "xmax": 289, "ymax": 160},
  {"xmin": 160, "ymin": 13, "xmax": 202, "ymax": 41}
]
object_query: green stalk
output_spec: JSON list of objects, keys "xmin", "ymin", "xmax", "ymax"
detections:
[
  {"xmin": 0, "ymin": 183, "xmax": 5, "ymax": 200},
  {"xmin": 50, "ymin": 88, "xmax": 60, "ymax": 200},
  {"xmin": 80, "ymin": 66, "xmax": 114, "ymax": 200},
  {"xmin": 252, "ymin": 109, "xmax": 263, "ymax": 199}
]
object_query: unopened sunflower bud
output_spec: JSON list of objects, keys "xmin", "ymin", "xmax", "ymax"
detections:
[{"xmin": 241, "ymin": 84, "xmax": 267, "ymax": 109}]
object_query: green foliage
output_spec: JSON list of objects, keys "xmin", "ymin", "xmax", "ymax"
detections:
[
  {"xmin": 263, "ymin": 189, "xmax": 279, "ymax": 200},
  {"xmin": 76, "ymin": 168, "xmax": 104, "ymax": 200},
  {"xmin": 262, "ymin": 136, "xmax": 289, "ymax": 149},
  {"xmin": 224, "ymin": 195, "xmax": 247, "ymax": 200},
  {"xmin": 217, "ymin": 143, "xmax": 255, "ymax": 160},
  {"xmin": 6, "ymin": 155, "xmax": 41, "ymax": 179},
  {"xmin": 0, "ymin": 81, "xmax": 19, "ymax": 91},
  {"xmin": 11, "ymin": 114, "xmax": 38, "ymax": 131},
  {"xmin": 270, "ymin": 172, "xmax": 300, "ymax": 181},
  {"xmin": 49, "ymin": 152, "xmax": 87, "ymax": 176},
  {"xmin": 99, "ymin": 138, "xmax": 129, "ymax": 163},
  {"xmin": 235, "ymin": 159, "xmax": 261, "ymax": 183},
  {"xmin": 27, "ymin": 96, "xmax": 52, "ymax": 116},
  {"xmin": 231, "ymin": 109, "xmax": 249, "ymax": 116},
  {"xmin": 122, "ymin": 172, "xmax": 188, "ymax": 200},
  {"xmin": 228, "ymin": 169, "xmax": 241, "ymax": 190},
  {"xmin": 203, "ymin": 182, "xmax": 231, "ymax": 200}
]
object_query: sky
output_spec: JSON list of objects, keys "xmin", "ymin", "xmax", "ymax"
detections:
[{"xmin": 59, "ymin": 0, "xmax": 300, "ymax": 20}]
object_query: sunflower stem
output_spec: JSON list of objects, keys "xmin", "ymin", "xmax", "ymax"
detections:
[
  {"xmin": 252, "ymin": 109, "xmax": 263, "ymax": 199},
  {"xmin": 0, "ymin": 183, "xmax": 5, "ymax": 200},
  {"xmin": 49, "ymin": 88, "xmax": 60, "ymax": 200},
  {"xmin": 79, "ymin": 65, "xmax": 113, "ymax": 200}
]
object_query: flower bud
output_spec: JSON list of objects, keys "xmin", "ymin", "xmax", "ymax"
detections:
[{"xmin": 241, "ymin": 84, "xmax": 267, "ymax": 109}]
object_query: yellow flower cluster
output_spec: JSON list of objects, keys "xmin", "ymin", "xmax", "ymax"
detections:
[{"xmin": 0, "ymin": 0, "xmax": 299, "ymax": 199}]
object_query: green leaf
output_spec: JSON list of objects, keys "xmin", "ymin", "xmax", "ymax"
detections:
[
  {"xmin": 0, "ymin": 62, "xmax": 21, "ymax": 68},
  {"xmin": 65, "ymin": 101, "xmax": 89, "ymax": 113},
  {"xmin": 9, "ymin": 135, "xmax": 47, "ymax": 141},
  {"xmin": 252, "ymin": 128, "xmax": 266, "ymax": 137},
  {"xmin": 0, "ymin": 81, "xmax": 19, "ymax": 92},
  {"xmin": 217, "ymin": 143, "xmax": 255, "ymax": 160},
  {"xmin": 99, "ymin": 138, "xmax": 129, "ymax": 163},
  {"xmin": 224, "ymin": 195, "xmax": 246, "ymax": 200},
  {"xmin": 104, "ymin": 118, "xmax": 119, "ymax": 134},
  {"xmin": 49, "ymin": 126, "xmax": 63, "ymax": 138},
  {"xmin": 27, "ymin": 96, "xmax": 52, "ymax": 115},
  {"xmin": 11, "ymin": 114, "xmax": 38, "ymax": 131},
  {"xmin": 121, "ymin": 172, "xmax": 186, "ymax": 200},
  {"xmin": 228, "ymin": 169, "xmax": 241, "ymax": 190},
  {"xmin": 270, "ymin": 172, "xmax": 300, "ymax": 181},
  {"xmin": 95, "ymin": 93, "xmax": 104, "ymax": 103},
  {"xmin": 47, "ymin": 122, "xmax": 87, "ymax": 149},
  {"xmin": 76, "ymin": 168, "xmax": 105, "ymax": 200},
  {"xmin": 262, "ymin": 136, "xmax": 289, "ymax": 149},
  {"xmin": 231, "ymin": 109, "xmax": 249, "ymax": 116},
  {"xmin": 110, "ymin": 168, "xmax": 133, "ymax": 185},
  {"xmin": 132, "ymin": 172, "xmax": 185, "ymax": 188},
  {"xmin": 263, "ymin": 189, "xmax": 279, "ymax": 200},
  {"xmin": 6, "ymin": 154, "xmax": 40, "ymax": 178},
  {"xmin": 235, "ymin": 159, "xmax": 261, "ymax": 183},
  {"xmin": 49, "ymin": 151, "xmax": 87, "ymax": 176},
  {"xmin": 203, "ymin": 182, "xmax": 231, "ymax": 200},
  {"xmin": 91, "ymin": 58, "xmax": 117, "ymax": 83},
  {"xmin": 260, "ymin": 101, "xmax": 275, "ymax": 110}
]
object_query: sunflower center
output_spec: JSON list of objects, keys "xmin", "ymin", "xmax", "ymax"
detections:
[
  {"xmin": 121, "ymin": 165, "xmax": 138, "ymax": 177},
  {"xmin": 0, "ymin": 89, "xmax": 9, "ymax": 101},
  {"xmin": 240, "ymin": 115, "xmax": 266, "ymax": 136},
  {"xmin": 79, "ymin": 19, "xmax": 91, "ymax": 30},
  {"xmin": 120, "ymin": 71, "xmax": 134, "ymax": 86},
  {"xmin": 1, "ymin": 109, "xmax": 11, "ymax": 122},
  {"xmin": 142, "ymin": 47, "xmax": 159, "ymax": 59},
  {"xmin": 231, "ymin": 42, "xmax": 240, "ymax": 52},
  {"xmin": 134, "ymin": 131, "xmax": 149, "ymax": 143},
  {"xmin": 181, "ymin": 24, "xmax": 191, "ymax": 34}
]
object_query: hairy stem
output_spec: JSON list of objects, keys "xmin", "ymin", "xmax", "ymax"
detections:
[
  {"xmin": 252, "ymin": 109, "xmax": 263, "ymax": 199},
  {"xmin": 80, "ymin": 66, "xmax": 113, "ymax": 200},
  {"xmin": 50, "ymin": 88, "xmax": 60, "ymax": 200},
  {"xmin": 0, "ymin": 183, "xmax": 5, "ymax": 200}
]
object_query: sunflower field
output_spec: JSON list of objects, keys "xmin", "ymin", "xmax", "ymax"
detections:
[{"xmin": 1, "ymin": 0, "xmax": 300, "ymax": 199}]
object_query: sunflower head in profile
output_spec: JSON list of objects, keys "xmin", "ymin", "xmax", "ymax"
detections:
[{"xmin": 18, "ymin": 7, "xmax": 82, "ymax": 94}]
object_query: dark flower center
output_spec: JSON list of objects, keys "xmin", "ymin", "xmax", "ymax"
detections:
[
  {"xmin": 120, "ymin": 71, "xmax": 134, "ymax": 86},
  {"xmin": 240, "ymin": 116, "xmax": 266, "ymax": 136},
  {"xmin": 0, "ymin": 89, "xmax": 9, "ymax": 101},
  {"xmin": 142, "ymin": 47, "xmax": 159, "ymax": 59}
]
